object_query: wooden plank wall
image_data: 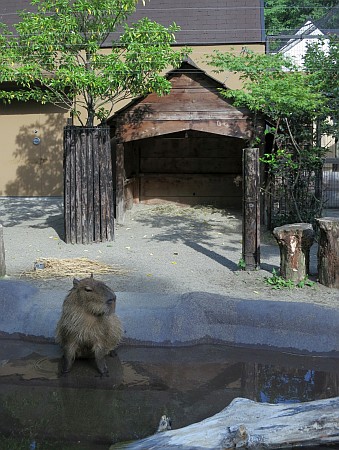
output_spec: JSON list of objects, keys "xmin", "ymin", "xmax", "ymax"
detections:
[
  {"xmin": 64, "ymin": 126, "xmax": 114, "ymax": 243},
  {"xmin": 127, "ymin": 132, "xmax": 244, "ymax": 208}
]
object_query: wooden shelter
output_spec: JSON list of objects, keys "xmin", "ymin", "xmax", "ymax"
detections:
[{"xmin": 109, "ymin": 60, "xmax": 260, "ymax": 221}]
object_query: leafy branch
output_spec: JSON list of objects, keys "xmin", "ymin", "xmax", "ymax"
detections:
[{"xmin": 0, "ymin": 0, "xmax": 190, "ymax": 126}]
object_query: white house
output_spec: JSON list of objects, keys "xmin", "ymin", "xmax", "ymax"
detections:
[
  {"xmin": 277, "ymin": 20, "xmax": 328, "ymax": 68},
  {"xmin": 276, "ymin": 7, "xmax": 338, "ymax": 160}
]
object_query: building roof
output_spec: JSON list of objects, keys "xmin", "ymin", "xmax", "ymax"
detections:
[
  {"xmin": 315, "ymin": 5, "xmax": 339, "ymax": 34},
  {"xmin": 108, "ymin": 59, "xmax": 256, "ymax": 143},
  {"xmin": 271, "ymin": 5, "xmax": 338, "ymax": 54},
  {"xmin": 0, "ymin": 0, "xmax": 265, "ymax": 45}
]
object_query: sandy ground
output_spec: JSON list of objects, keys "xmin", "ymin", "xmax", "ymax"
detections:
[{"xmin": 1, "ymin": 197, "xmax": 339, "ymax": 310}]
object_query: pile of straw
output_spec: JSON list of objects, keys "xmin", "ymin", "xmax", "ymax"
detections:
[{"xmin": 23, "ymin": 257, "xmax": 129, "ymax": 279}]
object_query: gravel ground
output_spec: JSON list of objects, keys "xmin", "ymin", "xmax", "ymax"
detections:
[{"xmin": 1, "ymin": 197, "xmax": 339, "ymax": 310}]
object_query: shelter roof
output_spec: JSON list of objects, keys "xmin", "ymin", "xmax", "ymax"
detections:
[{"xmin": 108, "ymin": 60, "xmax": 258, "ymax": 142}]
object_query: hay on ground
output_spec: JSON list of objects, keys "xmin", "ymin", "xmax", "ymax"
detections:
[{"xmin": 22, "ymin": 257, "xmax": 129, "ymax": 279}]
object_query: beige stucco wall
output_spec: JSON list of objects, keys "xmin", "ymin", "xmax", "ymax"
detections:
[
  {"xmin": 0, "ymin": 102, "xmax": 68, "ymax": 196},
  {"xmin": 187, "ymin": 44, "xmax": 265, "ymax": 89},
  {"xmin": 0, "ymin": 43, "xmax": 265, "ymax": 197}
]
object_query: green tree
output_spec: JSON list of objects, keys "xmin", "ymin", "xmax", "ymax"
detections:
[
  {"xmin": 265, "ymin": 0, "xmax": 338, "ymax": 36},
  {"xmin": 206, "ymin": 48, "xmax": 329, "ymax": 226},
  {"xmin": 0, "ymin": 0, "xmax": 188, "ymax": 126},
  {"xmin": 206, "ymin": 49, "xmax": 325, "ymax": 145},
  {"xmin": 0, "ymin": 0, "xmax": 189, "ymax": 244},
  {"xmin": 304, "ymin": 35, "xmax": 339, "ymax": 141}
]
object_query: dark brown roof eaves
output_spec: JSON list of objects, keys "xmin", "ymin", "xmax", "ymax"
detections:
[{"xmin": 0, "ymin": 0, "xmax": 265, "ymax": 45}]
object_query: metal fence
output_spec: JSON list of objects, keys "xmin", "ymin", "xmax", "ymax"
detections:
[
  {"xmin": 267, "ymin": 169, "xmax": 322, "ymax": 229},
  {"xmin": 323, "ymin": 158, "xmax": 339, "ymax": 208}
]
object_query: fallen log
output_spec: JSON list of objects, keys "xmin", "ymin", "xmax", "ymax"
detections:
[{"xmin": 112, "ymin": 396, "xmax": 339, "ymax": 449}]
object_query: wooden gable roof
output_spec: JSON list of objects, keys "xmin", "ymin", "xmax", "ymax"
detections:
[{"xmin": 109, "ymin": 60, "xmax": 255, "ymax": 142}]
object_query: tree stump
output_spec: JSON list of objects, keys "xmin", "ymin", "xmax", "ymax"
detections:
[
  {"xmin": 0, "ymin": 225, "xmax": 6, "ymax": 277},
  {"xmin": 272, "ymin": 223, "xmax": 314, "ymax": 283},
  {"xmin": 316, "ymin": 218, "xmax": 339, "ymax": 289}
]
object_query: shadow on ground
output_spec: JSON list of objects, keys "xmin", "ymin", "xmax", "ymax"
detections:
[{"xmin": 130, "ymin": 205, "xmax": 279, "ymax": 273}]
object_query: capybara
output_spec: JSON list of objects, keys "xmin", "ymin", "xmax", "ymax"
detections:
[{"xmin": 55, "ymin": 275, "xmax": 123, "ymax": 375}]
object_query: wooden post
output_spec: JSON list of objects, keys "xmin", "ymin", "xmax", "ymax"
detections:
[
  {"xmin": 0, "ymin": 225, "xmax": 6, "ymax": 277},
  {"xmin": 115, "ymin": 142, "xmax": 125, "ymax": 224},
  {"xmin": 64, "ymin": 125, "xmax": 114, "ymax": 244},
  {"xmin": 273, "ymin": 223, "xmax": 315, "ymax": 283},
  {"xmin": 242, "ymin": 148, "xmax": 260, "ymax": 270},
  {"xmin": 316, "ymin": 217, "xmax": 339, "ymax": 288}
]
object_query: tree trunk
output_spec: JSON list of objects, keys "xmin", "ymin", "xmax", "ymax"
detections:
[
  {"xmin": 113, "ymin": 396, "xmax": 339, "ymax": 450},
  {"xmin": 64, "ymin": 125, "xmax": 114, "ymax": 244},
  {"xmin": 272, "ymin": 223, "xmax": 315, "ymax": 282},
  {"xmin": 242, "ymin": 148, "xmax": 260, "ymax": 270},
  {"xmin": 316, "ymin": 217, "xmax": 339, "ymax": 288}
]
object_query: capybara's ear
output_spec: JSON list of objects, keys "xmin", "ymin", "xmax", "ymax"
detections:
[{"xmin": 73, "ymin": 278, "xmax": 80, "ymax": 287}]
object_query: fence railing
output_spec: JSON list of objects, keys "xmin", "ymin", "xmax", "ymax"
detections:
[{"xmin": 323, "ymin": 158, "xmax": 339, "ymax": 208}]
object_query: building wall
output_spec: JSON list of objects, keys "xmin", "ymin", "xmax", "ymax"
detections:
[
  {"xmin": 0, "ymin": 44, "xmax": 264, "ymax": 197},
  {"xmin": 0, "ymin": 101, "xmax": 68, "ymax": 196}
]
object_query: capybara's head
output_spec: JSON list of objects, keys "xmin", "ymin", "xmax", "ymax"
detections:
[{"xmin": 70, "ymin": 276, "xmax": 117, "ymax": 316}]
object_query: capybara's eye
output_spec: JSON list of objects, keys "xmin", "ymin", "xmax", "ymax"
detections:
[{"xmin": 84, "ymin": 286, "xmax": 93, "ymax": 292}]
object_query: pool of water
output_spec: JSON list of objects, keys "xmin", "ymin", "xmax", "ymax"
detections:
[{"xmin": 0, "ymin": 337, "xmax": 338, "ymax": 449}]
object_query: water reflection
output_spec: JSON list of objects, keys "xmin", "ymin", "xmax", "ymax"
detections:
[
  {"xmin": 0, "ymin": 339, "xmax": 338, "ymax": 449},
  {"xmin": 258, "ymin": 367, "xmax": 317, "ymax": 403}
]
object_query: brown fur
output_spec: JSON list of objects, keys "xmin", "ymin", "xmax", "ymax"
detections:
[{"xmin": 55, "ymin": 276, "xmax": 123, "ymax": 375}]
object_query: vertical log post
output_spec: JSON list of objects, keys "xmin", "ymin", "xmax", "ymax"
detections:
[
  {"xmin": 64, "ymin": 125, "xmax": 114, "ymax": 244},
  {"xmin": 115, "ymin": 142, "xmax": 125, "ymax": 224},
  {"xmin": 242, "ymin": 147, "xmax": 260, "ymax": 270},
  {"xmin": 316, "ymin": 218, "xmax": 339, "ymax": 288},
  {"xmin": 0, "ymin": 224, "xmax": 6, "ymax": 277},
  {"xmin": 272, "ymin": 223, "xmax": 315, "ymax": 283}
]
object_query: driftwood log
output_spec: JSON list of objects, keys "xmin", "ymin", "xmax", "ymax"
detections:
[
  {"xmin": 272, "ymin": 223, "xmax": 314, "ymax": 283},
  {"xmin": 0, "ymin": 224, "xmax": 6, "ymax": 277},
  {"xmin": 114, "ymin": 396, "xmax": 339, "ymax": 450},
  {"xmin": 316, "ymin": 217, "xmax": 339, "ymax": 289}
]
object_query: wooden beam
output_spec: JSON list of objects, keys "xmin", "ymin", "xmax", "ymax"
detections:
[{"xmin": 116, "ymin": 119, "xmax": 252, "ymax": 142}]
